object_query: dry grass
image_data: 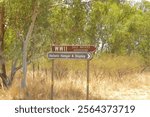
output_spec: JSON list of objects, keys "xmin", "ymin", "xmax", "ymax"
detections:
[
  {"xmin": 0, "ymin": 71, "xmax": 149, "ymax": 100},
  {"xmin": 0, "ymin": 55, "xmax": 150, "ymax": 100}
]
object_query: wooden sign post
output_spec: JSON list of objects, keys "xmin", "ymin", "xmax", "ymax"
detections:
[
  {"xmin": 51, "ymin": 59, "xmax": 54, "ymax": 100},
  {"xmin": 87, "ymin": 60, "xmax": 90, "ymax": 100},
  {"xmin": 48, "ymin": 45, "xmax": 96, "ymax": 100}
]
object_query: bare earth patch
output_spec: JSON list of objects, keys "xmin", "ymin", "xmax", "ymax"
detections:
[{"xmin": 98, "ymin": 73, "xmax": 150, "ymax": 100}]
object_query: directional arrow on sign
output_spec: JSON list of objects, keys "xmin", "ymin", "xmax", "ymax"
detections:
[{"xmin": 48, "ymin": 52, "xmax": 93, "ymax": 60}]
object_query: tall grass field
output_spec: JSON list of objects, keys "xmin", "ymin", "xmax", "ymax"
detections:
[{"xmin": 0, "ymin": 54, "xmax": 150, "ymax": 100}]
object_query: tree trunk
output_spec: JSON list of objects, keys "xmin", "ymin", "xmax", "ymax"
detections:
[
  {"xmin": 21, "ymin": 7, "xmax": 38, "ymax": 89},
  {"xmin": 100, "ymin": 40, "xmax": 105, "ymax": 52},
  {"xmin": 0, "ymin": 3, "xmax": 9, "ymax": 87},
  {"xmin": 21, "ymin": 40, "xmax": 28, "ymax": 88},
  {"xmin": 10, "ymin": 59, "xmax": 18, "ymax": 83}
]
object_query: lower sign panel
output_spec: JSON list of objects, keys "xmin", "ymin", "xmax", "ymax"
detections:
[{"xmin": 48, "ymin": 52, "xmax": 93, "ymax": 60}]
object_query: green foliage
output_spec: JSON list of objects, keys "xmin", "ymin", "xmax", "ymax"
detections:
[
  {"xmin": 2, "ymin": 0, "xmax": 150, "ymax": 73},
  {"xmin": 91, "ymin": 54, "xmax": 144, "ymax": 79},
  {"xmin": 48, "ymin": 0, "xmax": 87, "ymax": 44}
]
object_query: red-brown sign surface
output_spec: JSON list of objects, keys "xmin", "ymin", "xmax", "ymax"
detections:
[{"xmin": 52, "ymin": 45, "xmax": 96, "ymax": 52}]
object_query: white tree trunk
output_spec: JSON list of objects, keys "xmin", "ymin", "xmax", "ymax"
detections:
[{"xmin": 21, "ymin": 7, "xmax": 38, "ymax": 89}]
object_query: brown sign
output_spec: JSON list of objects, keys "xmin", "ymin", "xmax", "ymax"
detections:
[{"xmin": 52, "ymin": 45, "xmax": 96, "ymax": 52}]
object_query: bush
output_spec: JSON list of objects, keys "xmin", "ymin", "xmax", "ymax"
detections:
[{"xmin": 91, "ymin": 54, "xmax": 144, "ymax": 79}]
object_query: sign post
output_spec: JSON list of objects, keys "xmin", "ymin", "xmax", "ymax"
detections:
[
  {"xmin": 87, "ymin": 60, "xmax": 90, "ymax": 100},
  {"xmin": 48, "ymin": 45, "xmax": 96, "ymax": 100},
  {"xmin": 51, "ymin": 59, "xmax": 54, "ymax": 100}
]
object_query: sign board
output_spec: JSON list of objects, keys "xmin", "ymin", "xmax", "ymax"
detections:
[
  {"xmin": 49, "ymin": 45, "xmax": 95, "ymax": 100},
  {"xmin": 48, "ymin": 52, "xmax": 93, "ymax": 60},
  {"xmin": 52, "ymin": 45, "xmax": 96, "ymax": 52}
]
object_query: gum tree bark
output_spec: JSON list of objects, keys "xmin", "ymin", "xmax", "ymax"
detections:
[
  {"xmin": 0, "ymin": 3, "xmax": 9, "ymax": 87},
  {"xmin": 21, "ymin": 7, "xmax": 38, "ymax": 89}
]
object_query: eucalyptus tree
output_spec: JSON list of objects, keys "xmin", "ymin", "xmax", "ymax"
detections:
[
  {"xmin": 0, "ymin": 1, "xmax": 8, "ymax": 87},
  {"xmin": 129, "ymin": 5, "xmax": 150, "ymax": 64},
  {"xmin": 1, "ymin": 0, "xmax": 149, "ymax": 88},
  {"xmin": 48, "ymin": 0, "xmax": 87, "ymax": 45},
  {"xmin": 0, "ymin": 0, "xmax": 54, "ymax": 88}
]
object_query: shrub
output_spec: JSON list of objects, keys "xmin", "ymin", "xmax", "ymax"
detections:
[{"xmin": 91, "ymin": 54, "xmax": 144, "ymax": 80}]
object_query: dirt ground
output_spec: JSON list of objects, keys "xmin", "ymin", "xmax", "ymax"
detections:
[{"xmin": 98, "ymin": 72, "xmax": 150, "ymax": 100}]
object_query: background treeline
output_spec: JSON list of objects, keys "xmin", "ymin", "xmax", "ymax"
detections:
[{"xmin": 0, "ymin": 0, "xmax": 149, "ymax": 88}]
